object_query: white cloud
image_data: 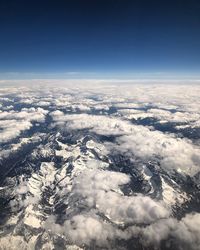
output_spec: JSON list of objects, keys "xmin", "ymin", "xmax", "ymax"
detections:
[
  {"xmin": 0, "ymin": 119, "xmax": 32, "ymax": 143},
  {"xmin": 51, "ymin": 112, "xmax": 200, "ymax": 176},
  {"xmin": 135, "ymin": 213, "xmax": 200, "ymax": 250},
  {"xmin": 43, "ymin": 166, "xmax": 200, "ymax": 249},
  {"xmin": 1, "ymin": 81, "xmax": 200, "ymax": 249},
  {"xmin": 44, "ymin": 168, "xmax": 170, "ymax": 247},
  {"xmin": 0, "ymin": 108, "xmax": 48, "ymax": 143},
  {"xmin": 71, "ymin": 169, "xmax": 169, "ymax": 225}
]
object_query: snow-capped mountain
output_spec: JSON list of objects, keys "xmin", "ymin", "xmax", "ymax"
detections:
[{"xmin": 0, "ymin": 82, "xmax": 200, "ymax": 250}]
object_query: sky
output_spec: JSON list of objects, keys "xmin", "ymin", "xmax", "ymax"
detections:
[{"xmin": 0, "ymin": 0, "xmax": 200, "ymax": 79}]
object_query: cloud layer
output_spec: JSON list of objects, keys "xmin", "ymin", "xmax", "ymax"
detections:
[{"xmin": 0, "ymin": 81, "xmax": 200, "ymax": 250}]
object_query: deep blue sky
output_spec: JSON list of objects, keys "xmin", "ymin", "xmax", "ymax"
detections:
[{"xmin": 0, "ymin": 0, "xmax": 200, "ymax": 79}]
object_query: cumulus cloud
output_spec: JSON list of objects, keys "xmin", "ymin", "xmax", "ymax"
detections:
[
  {"xmin": 44, "ymin": 212, "xmax": 124, "ymax": 247},
  {"xmin": 0, "ymin": 119, "xmax": 32, "ymax": 143},
  {"xmin": 132, "ymin": 213, "xmax": 200, "ymax": 250},
  {"xmin": 44, "ymin": 167, "xmax": 200, "ymax": 249},
  {"xmin": 1, "ymin": 82, "xmax": 200, "ymax": 249},
  {"xmin": 43, "ymin": 169, "xmax": 170, "ymax": 248},
  {"xmin": 63, "ymin": 214, "xmax": 120, "ymax": 246},
  {"xmin": 71, "ymin": 169, "xmax": 169, "ymax": 224},
  {"xmin": 51, "ymin": 112, "xmax": 200, "ymax": 176},
  {"xmin": 0, "ymin": 107, "xmax": 48, "ymax": 122},
  {"xmin": 113, "ymin": 131, "xmax": 200, "ymax": 176},
  {"xmin": 0, "ymin": 107, "xmax": 48, "ymax": 143}
]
